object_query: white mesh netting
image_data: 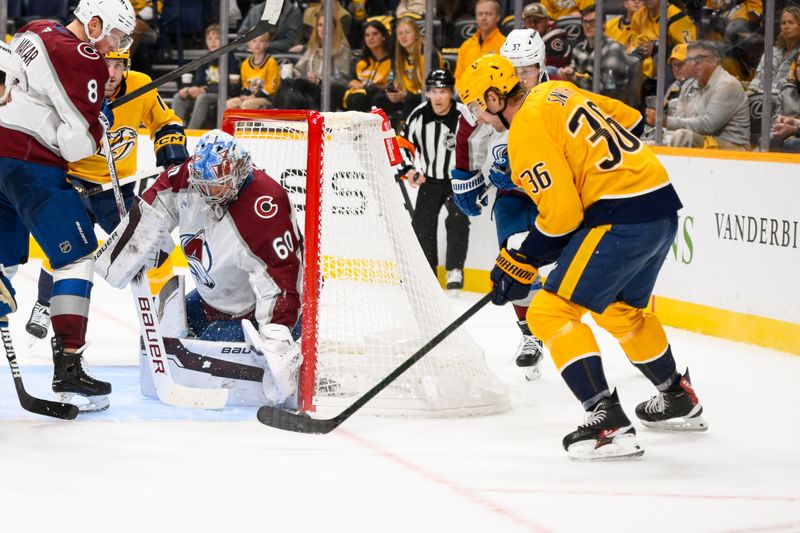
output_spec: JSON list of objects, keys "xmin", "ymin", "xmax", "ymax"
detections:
[{"xmin": 231, "ymin": 111, "xmax": 509, "ymax": 416}]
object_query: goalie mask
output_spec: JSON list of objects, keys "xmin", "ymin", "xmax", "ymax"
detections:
[
  {"xmin": 74, "ymin": 0, "xmax": 136, "ymax": 53},
  {"xmin": 188, "ymin": 130, "xmax": 253, "ymax": 213}
]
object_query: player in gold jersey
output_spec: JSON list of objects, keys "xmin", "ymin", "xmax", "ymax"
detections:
[
  {"xmin": 25, "ymin": 49, "xmax": 187, "ymax": 341},
  {"xmin": 458, "ymin": 54, "xmax": 708, "ymax": 460}
]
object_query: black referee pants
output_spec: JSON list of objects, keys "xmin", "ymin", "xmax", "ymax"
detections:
[{"xmin": 411, "ymin": 178, "xmax": 470, "ymax": 273}]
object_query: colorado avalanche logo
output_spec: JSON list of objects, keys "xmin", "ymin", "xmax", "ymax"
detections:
[
  {"xmin": 181, "ymin": 229, "xmax": 216, "ymax": 289},
  {"xmin": 491, "ymin": 144, "xmax": 508, "ymax": 161}
]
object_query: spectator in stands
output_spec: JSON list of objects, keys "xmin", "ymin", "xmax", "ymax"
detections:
[
  {"xmin": 396, "ymin": 0, "xmax": 426, "ymax": 17},
  {"xmin": 274, "ymin": 12, "xmax": 351, "ymax": 110},
  {"xmin": 606, "ymin": 0, "xmax": 643, "ymax": 50},
  {"xmin": 770, "ymin": 115, "xmax": 800, "ymax": 152},
  {"xmin": 522, "ymin": 3, "xmax": 572, "ymax": 70},
  {"xmin": 706, "ymin": 0, "xmax": 762, "ymax": 43},
  {"xmin": 298, "ymin": 0, "xmax": 353, "ymax": 52},
  {"xmin": 541, "ymin": 0, "xmax": 584, "ymax": 21},
  {"xmin": 343, "ymin": 20, "xmax": 393, "ymax": 111},
  {"xmin": 558, "ymin": 5, "xmax": 631, "ymax": 101},
  {"xmin": 663, "ymin": 41, "xmax": 750, "ymax": 150},
  {"xmin": 129, "ymin": 0, "xmax": 158, "ymax": 55},
  {"xmin": 399, "ymin": 69, "xmax": 469, "ymax": 289},
  {"xmin": 747, "ymin": 6, "xmax": 800, "ymax": 95},
  {"xmin": 454, "ymin": 0, "xmax": 505, "ymax": 80},
  {"xmin": 644, "ymin": 44, "xmax": 692, "ymax": 142},
  {"xmin": 172, "ymin": 25, "xmax": 237, "ymax": 129},
  {"xmin": 631, "ymin": 0, "xmax": 696, "ymax": 78},
  {"xmin": 294, "ymin": 13, "xmax": 352, "ymax": 84},
  {"xmin": 776, "ymin": 56, "xmax": 800, "ymax": 117},
  {"xmin": 373, "ymin": 16, "xmax": 443, "ymax": 128},
  {"xmin": 226, "ymin": 33, "xmax": 280, "ymax": 110},
  {"xmin": 239, "ymin": 0, "xmax": 303, "ymax": 53}
]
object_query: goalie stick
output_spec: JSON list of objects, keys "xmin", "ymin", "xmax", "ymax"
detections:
[
  {"xmin": 76, "ymin": 166, "xmax": 164, "ymax": 198},
  {"xmin": 110, "ymin": 0, "xmax": 283, "ymax": 109},
  {"xmin": 99, "ymin": 120, "xmax": 229, "ymax": 409},
  {"xmin": 256, "ymin": 292, "xmax": 493, "ymax": 433},
  {"xmin": 1, "ymin": 321, "xmax": 79, "ymax": 420}
]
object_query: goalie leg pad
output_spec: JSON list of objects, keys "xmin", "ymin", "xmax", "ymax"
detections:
[
  {"xmin": 155, "ymin": 275, "xmax": 189, "ymax": 338},
  {"xmin": 94, "ymin": 199, "xmax": 173, "ymax": 289}
]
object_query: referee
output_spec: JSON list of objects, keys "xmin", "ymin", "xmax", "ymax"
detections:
[{"xmin": 400, "ymin": 69, "xmax": 470, "ymax": 291}]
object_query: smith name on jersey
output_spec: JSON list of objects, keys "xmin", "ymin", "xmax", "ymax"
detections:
[
  {"xmin": 508, "ymin": 80, "xmax": 682, "ymax": 264},
  {"xmin": 0, "ymin": 21, "xmax": 108, "ymax": 168},
  {"xmin": 142, "ymin": 162, "xmax": 303, "ymax": 330},
  {"xmin": 70, "ymin": 70, "xmax": 184, "ymax": 184}
]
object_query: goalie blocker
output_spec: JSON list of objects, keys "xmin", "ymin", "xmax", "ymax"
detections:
[{"xmin": 140, "ymin": 275, "xmax": 301, "ymax": 407}]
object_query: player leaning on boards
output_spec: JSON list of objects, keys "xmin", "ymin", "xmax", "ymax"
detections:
[
  {"xmin": 24, "ymin": 48, "xmax": 188, "ymax": 349},
  {"xmin": 0, "ymin": 0, "xmax": 135, "ymax": 414},
  {"xmin": 458, "ymin": 54, "xmax": 708, "ymax": 460},
  {"xmin": 94, "ymin": 130, "xmax": 303, "ymax": 406},
  {"xmin": 450, "ymin": 30, "xmax": 550, "ymax": 381}
]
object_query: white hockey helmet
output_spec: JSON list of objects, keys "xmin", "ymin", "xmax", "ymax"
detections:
[
  {"xmin": 501, "ymin": 29, "xmax": 546, "ymax": 70},
  {"xmin": 188, "ymin": 130, "xmax": 253, "ymax": 214},
  {"xmin": 74, "ymin": 0, "xmax": 136, "ymax": 52}
]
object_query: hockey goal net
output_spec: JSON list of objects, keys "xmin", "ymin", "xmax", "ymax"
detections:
[{"xmin": 222, "ymin": 109, "xmax": 509, "ymax": 416}]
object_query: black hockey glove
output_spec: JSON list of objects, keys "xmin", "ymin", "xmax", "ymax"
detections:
[{"xmin": 490, "ymin": 248, "xmax": 538, "ymax": 306}]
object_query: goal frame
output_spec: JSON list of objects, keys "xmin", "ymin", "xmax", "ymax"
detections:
[{"xmin": 223, "ymin": 109, "xmax": 324, "ymax": 412}]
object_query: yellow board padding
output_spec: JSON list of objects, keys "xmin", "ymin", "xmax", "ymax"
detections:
[
  {"xmin": 649, "ymin": 295, "xmax": 800, "ymax": 356},
  {"xmin": 592, "ymin": 303, "xmax": 669, "ymax": 363},
  {"xmin": 556, "ymin": 224, "xmax": 611, "ymax": 301},
  {"xmin": 650, "ymin": 145, "xmax": 800, "ymax": 164}
]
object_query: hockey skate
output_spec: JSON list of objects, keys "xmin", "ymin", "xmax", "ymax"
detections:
[
  {"xmin": 25, "ymin": 301, "xmax": 51, "ymax": 340},
  {"xmin": 635, "ymin": 369, "xmax": 708, "ymax": 431},
  {"xmin": 563, "ymin": 389, "xmax": 645, "ymax": 461},
  {"xmin": 514, "ymin": 320, "xmax": 543, "ymax": 380},
  {"xmin": 51, "ymin": 336, "xmax": 111, "ymax": 413},
  {"xmin": 446, "ymin": 269, "xmax": 464, "ymax": 291}
]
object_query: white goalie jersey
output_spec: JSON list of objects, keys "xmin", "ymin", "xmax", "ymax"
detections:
[{"xmin": 141, "ymin": 161, "xmax": 303, "ymax": 331}]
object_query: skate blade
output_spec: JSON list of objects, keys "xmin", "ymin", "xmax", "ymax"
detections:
[
  {"xmin": 567, "ymin": 433, "xmax": 645, "ymax": 461},
  {"xmin": 523, "ymin": 365, "xmax": 542, "ymax": 381},
  {"xmin": 641, "ymin": 414, "xmax": 708, "ymax": 432},
  {"xmin": 56, "ymin": 393, "xmax": 110, "ymax": 413}
]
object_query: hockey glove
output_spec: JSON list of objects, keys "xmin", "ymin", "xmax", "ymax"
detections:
[
  {"xmin": 154, "ymin": 124, "xmax": 189, "ymax": 168},
  {"xmin": 450, "ymin": 168, "xmax": 488, "ymax": 217},
  {"xmin": 490, "ymin": 248, "xmax": 538, "ymax": 306},
  {"xmin": 488, "ymin": 156, "xmax": 515, "ymax": 190},
  {"xmin": 99, "ymin": 97, "xmax": 114, "ymax": 130},
  {"xmin": 0, "ymin": 271, "xmax": 17, "ymax": 317}
]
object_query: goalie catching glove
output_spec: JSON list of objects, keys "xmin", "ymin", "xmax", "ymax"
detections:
[
  {"xmin": 242, "ymin": 320, "xmax": 302, "ymax": 405},
  {"xmin": 490, "ymin": 248, "xmax": 538, "ymax": 305},
  {"xmin": 94, "ymin": 199, "xmax": 173, "ymax": 288}
]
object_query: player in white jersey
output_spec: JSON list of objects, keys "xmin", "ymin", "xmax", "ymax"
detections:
[
  {"xmin": 0, "ymin": 0, "xmax": 135, "ymax": 412},
  {"xmin": 450, "ymin": 29, "xmax": 548, "ymax": 380},
  {"xmin": 94, "ymin": 130, "xmax": 304, "ymax": 406}
]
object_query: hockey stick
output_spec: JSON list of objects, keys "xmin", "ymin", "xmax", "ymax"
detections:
[
  {"xmin": 395, "ymin": 172, "xmax": 415, "ymax": 217},
  {"xmin": 110, "ymin": 0, "xmax": 283, "ymax": 109},
  {"xmin": 99, "ymin": 122, "xmax": 229, "ymax": 409},
  {"xmin": 0, "ymin": 321, "xmax": 79, "ymax": 420},
  {"xmin": 76, "ymin": 166, "xmax": 164, "ymax": 198},
  {"xmin": 256, "ymin": 292, "xmax": 493, "ymax": 433}
]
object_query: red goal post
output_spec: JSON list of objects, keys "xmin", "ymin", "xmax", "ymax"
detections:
[{"xmin": 222, "ymin": 109, "xmax": 509, "ymax": 416}]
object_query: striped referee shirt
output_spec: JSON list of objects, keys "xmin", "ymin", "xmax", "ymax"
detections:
[{"xmin": 400, "ymin": 100, "xmax": 468, "ymax": 181}]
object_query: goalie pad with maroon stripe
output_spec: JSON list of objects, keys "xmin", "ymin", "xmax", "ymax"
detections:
[{"xmin": 94, "ymin": 198, "xmax": 174, "ymax": 289}]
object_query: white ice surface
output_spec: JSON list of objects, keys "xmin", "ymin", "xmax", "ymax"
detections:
[{"xmin": 1, "ymin": 261, "xmax": 799, "ymax": 533}]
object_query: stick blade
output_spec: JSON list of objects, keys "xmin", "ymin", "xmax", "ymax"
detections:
[
  {"xmin": 21, "ymin": 396, "xmax": 79, "ymax": 420},
  {"xmin": 256, "ymin": 405, "xmax": 338, "ymax": 434}
]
